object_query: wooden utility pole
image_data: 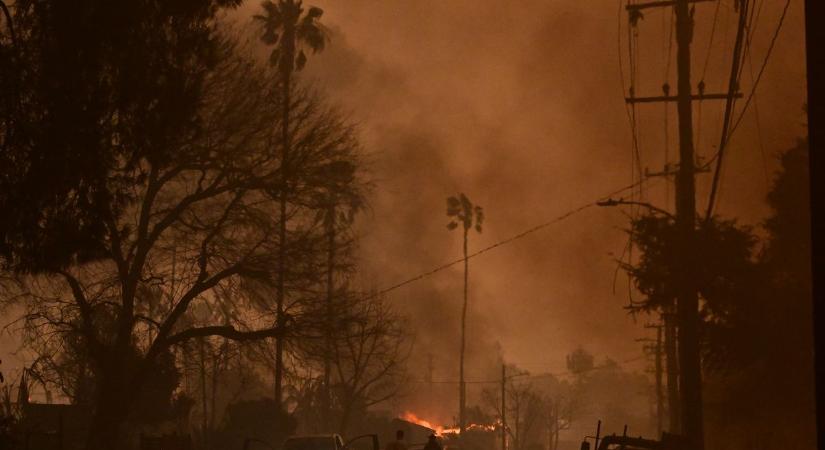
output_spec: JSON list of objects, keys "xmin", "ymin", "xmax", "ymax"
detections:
[
  {"xmin": 663, "ymin": 309, "xmax": 680, "ymax": 433},
  {"xmin": 621, "ymin": 0, "xmax": 749, "ymax": 446},
  {"xmin": 501, "ymin": 364, "xmax": 507, "ymax": 450},
  {"xmin": 673, "ymin": 0, "xmax": 702, "ymax": 447},
  {"xmin": 637, "ymin": 331, "xmax": 663, "ymax": 437},
  {"xmin": 645, "ymin": 323, "xmax": 665, "ymax": 437}
]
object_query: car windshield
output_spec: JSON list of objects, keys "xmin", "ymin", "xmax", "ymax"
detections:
[{"xmin": 284, "ymin": 437, "xmax": 337, "ymax": 450}]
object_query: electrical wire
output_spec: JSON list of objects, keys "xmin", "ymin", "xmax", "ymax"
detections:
[
  {"xmin": 711, "ymin": 0, "xmax": 768, "ymax": 209},
  {"xmin": 726, "ymin": 0, "xmax": 786, "ymax": 138},
  {"xmin": 406, "ymin": 355, "xmax": 650, "ymax": 385},
  {"xmin": 696, "ymin": 0, "xmax": 723, "ymax": 151},
  {"xmin": 366, "ymin": 179, "xmax": 649, "ymax": 302},
  {"xmin": 663, "ymin": 9, "xmax": 674, "ymax": 209},
  {"xmin": 745, "ymin": 28, "xmax": 771, "ymax": 189},
  {"xmin": 701, "ymin": 0, "xmax": 724, "ymax": 81},
  {"xmin": 705, "ymin": 0, "xmax": 791, "ymax": 217},
  {"xmin": 704, "ymin": 0, "xmax": 752, "ymax": 219}
]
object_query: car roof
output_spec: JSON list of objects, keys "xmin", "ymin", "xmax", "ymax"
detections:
[{"xmin": 286, "ymin": 435, "xmax": 341, "ymax": 440}]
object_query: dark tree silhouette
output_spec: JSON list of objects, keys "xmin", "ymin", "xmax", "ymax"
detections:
[
  {"xmin": 701, "ymin": 137, "xmax": 814, "ymax": 450},
  {"xmin": 254, "ymin": 0, "xmax": 328, "ymax": 409},
  {"xmin": 622, "ymin": 213, "xmax": 762, "ymax": 370},
  {"xmin": 0, "ymin": 0, "xmax": 243, "ymax": 274},
  {"xmin": 623, "ymin": 135, "xmax": 815, "ymax": 449},
  {"xmin": 1, "ymin": 31, "xmax": 362, "ymax": 450}
]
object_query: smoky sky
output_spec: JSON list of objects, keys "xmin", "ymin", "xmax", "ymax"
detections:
[
  {"xmin": 0, "ymin": 0, "xmax": 808, "ymax": 425},
  {"xmin": 228, "ymin": 0, "xmax": 811, "ymax": 423}
]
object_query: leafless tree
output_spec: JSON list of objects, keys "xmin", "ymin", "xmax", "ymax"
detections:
[
  {"xmin": 0, "ymin": 35, "xmax": 365, "ymax": 450},
  {"xmin": 287, "ymin": 288, "xmax": 410, "ymax": 435},
  {"xmin": 483, "ymin": 370, "xmax": 575, "ymax": 450},
  {"xmin": 544, "ymin": 394, "xmax": 573, "ymax": 450}
]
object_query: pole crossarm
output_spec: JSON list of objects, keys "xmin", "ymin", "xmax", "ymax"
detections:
[
  {"xmin": 626, "ymin": 93, "xmax": 742, "ymax": 104},
  {"xmin": 625, "ymin": 0, "xmax": 714, "ymax": 12},
  {"xmin": 645, "ymin": 164, "xmax": 710, "ymax": 179}
]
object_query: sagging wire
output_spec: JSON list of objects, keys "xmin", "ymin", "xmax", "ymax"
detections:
[
  {"xmin": 696, "ymin": 0, "xmax": 722, "ymax": 155},
  {"xmin": 663, "ymin": 8, "xmax": 674, "ymax": 209},
  {"xmin": 704, "ymin": 0, "xmax": 789, "ymax": 219},
  {"xmin": 627, "ymin": 0, "xmax": 645, "ymax": 310},
  {"xmin": 366, "ymin": 178, "xmax": 652, "ymax": 304}
]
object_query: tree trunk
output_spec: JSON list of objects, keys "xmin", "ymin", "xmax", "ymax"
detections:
[
  {"xmin": 323, "ymin": 202, "xmax": 335, "ymax": 431},
  {"xmin": 338, "ymin": 394, "xmax": 353, "ymax": 438},
  {"xmin": 199, "ymin": 337, "xmax": 209, "ymax": 445},
  {"xmin": 459, "ymin": 228, "xmax": 468, "ymax": 436},
  {"xmin": 553, "ymin": 421, "xmax": 559, "ymax": 450},
  {"xmin": 85, "ymin": 369, "xmax": 132, "ymax": 450},
  {"xmin": 275, "ymin": 38, "xmax": 293, "ymax": 411},
  {"xmin": 86, "ymin": 399, "xmax": 128, "ymax": 450}
]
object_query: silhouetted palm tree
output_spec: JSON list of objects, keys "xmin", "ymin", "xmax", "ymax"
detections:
[
  {"xmin": 254, "ymin": 0, "xmax": 327, "ymax": 409},
  {"xmin": 0, "ymin": 1, "xmax": 14, "ymax": 45},
  {"xmin": 447, "ymin": 193, "xmax": 484, "ymax": 437}
]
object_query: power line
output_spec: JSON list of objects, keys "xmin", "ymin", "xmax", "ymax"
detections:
[
  {"xmin": 704, "ymin": 0, "xmax": 752, "ymax": 221},
  {"xmin": 701, "ymin": 0, "xmax": 723, "ymax": 80},
  {"xmin": 699, "ymin": 0, "xmax": 790, "ymax": 173},
  {"xmin": 704, "ymin": 0, "xmax": 790, "ymax": 218},
  {"xmin": 367, "ymin": 179, "xmax": 648, "ymax": 302},
  {"xmin": 406, "ymin": 355, "xmax": 649, "ymax": 385},
  {"xmin": 744, "ymin": 31, "xmax": 771, "ymax": 189},
  {"xmin": 726, "ymin": 0, "xmax": 788, "ymax": 139}
]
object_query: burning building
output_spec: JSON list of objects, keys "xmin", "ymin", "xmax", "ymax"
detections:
[{"xmin": 394, "ymin": 412, "xmax": 498, "ymax": 450}]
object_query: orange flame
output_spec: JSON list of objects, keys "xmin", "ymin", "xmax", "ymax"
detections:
[
  {"xmin": 400, "ymin": 411, "xmax": 446, "ymax": 435},
  {"xmin": 399, "ymin": 412, "xmax": 498, "ymax": 436}
]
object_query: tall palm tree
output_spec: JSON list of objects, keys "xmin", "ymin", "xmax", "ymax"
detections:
[
  {"xmin": 446, "ymin": 193, "xmax": 484, "ymax": 438},
  {"xmin": 1, "ymin": 1, "xmax": 15, "ymax": 46},
  {"xmin": 254, "ymin": 0, "xmax": 327, "ymax": 410}
]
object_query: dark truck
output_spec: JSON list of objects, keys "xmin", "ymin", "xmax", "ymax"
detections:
[{"xmin": 579, "ymin": 421, "xmax": 690, "ymax": 450}]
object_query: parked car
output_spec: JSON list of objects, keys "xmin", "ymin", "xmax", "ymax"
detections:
[{"xmin": 244, "ymin": 433, "xmax": 379, "ymax": 450}]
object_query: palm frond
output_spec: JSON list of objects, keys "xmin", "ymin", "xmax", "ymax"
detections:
[
  {"xmin": 262, "ymin": 29, "xmax": 280, "ymax": 45},
  {"xmin": 295, "ymin": 49, "xmax": 307, "ymax": 71},
  {"xmin": 447, "ymin": 196, "xmax": 461, "ymax": 216},
  {"xmin": 306, "ymin": 6, "xmax": 323, "ymax": 19},
  {"xmin": 297, "ymin": 21, "xmax": 327, "ymax": 53}
]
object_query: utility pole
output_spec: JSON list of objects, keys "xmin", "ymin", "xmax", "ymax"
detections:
[
  {"xmin": 644, "ymin": 159, "xmax": 710, "ymax": 439},
  {"xmin": 663, "ymin": 309, "xmax": 680, "ymax": 434},
  {"xmin": 501, "ymin": 364, "xmax": 507, "ymax": 450},
  {"xmin": 621, "ymin": 0, "xmax": 748, "ymax": 447},
  {"xmin": 644, "ymin": 323, "xmax": 665, "ymax": 437},
  {"xmin": 427, "ymin": 353, "xmax": 435, "ymax": 401},
  {"xmin": 673, "ymin": 0, "xmax": 702, "ymax": 445},
  {"xmin": 636, "ymin": 334, "xmax": 662, "ymax": 437}
]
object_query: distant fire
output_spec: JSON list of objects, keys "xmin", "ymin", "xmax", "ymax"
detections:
[
  {"xmin": 399, "ymin": 412, "xmax": 498, "ymax": 436},
  {"xmin": 401, "ymin": 411, "xmax": 448, "ymax": 435}
]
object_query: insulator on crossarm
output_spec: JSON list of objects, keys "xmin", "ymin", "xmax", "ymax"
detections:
[
  {"xmin": 662, "ymin": 83, "xmax": 670, "ymax": 96},
  {"xmin": 698, "ymin": 80, "xmax": 706, "ymax": 96}
]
